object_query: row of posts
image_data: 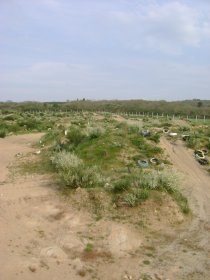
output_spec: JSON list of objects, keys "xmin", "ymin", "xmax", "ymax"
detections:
[{"xmin": 27, "ymin": 110, "xmax": 208, "ymax": 122}]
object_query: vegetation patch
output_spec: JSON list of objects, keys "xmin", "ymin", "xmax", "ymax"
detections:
[
  {"xmin": 2, "ymin": 110, "xmax": 192, "ymax": 220},
  {"xmin": 51, "ymin": 151, "xmax": 103, "ymax": 189}
]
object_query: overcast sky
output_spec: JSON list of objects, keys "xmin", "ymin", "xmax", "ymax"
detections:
[{"xmin": 0, "ymin": 0, "xmax": 210, "ymax": 101}]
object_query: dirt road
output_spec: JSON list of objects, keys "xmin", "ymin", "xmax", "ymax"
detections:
[
  {"xmin": 0, "ymin": 134, "xmax": 210, "ymax": 280},
  {"xmin": 157, "ymin": 138, "xmax": 210, "ymax": 279}
]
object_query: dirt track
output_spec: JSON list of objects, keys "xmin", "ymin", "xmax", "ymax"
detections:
[
  {"xmin": 0, "ymin": 134, "xmax": 210, "ymax": 280},
  {"xmin": 158, "ymin": 138, "xmax": 210, "ymax": 279}
]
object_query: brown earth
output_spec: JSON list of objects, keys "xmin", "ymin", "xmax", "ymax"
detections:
[{"xmin": 0, "ymin": 133, "xmax": 210, "ymax": 280}]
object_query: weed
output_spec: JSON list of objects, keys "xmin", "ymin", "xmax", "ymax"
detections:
[
  {"xmin": 86, "ymin": 126, "xmax": 104, "ymax": 139},
  {"xmin": 124, "ymin": 193, "xmax": 137, "ymax": 207},
  {"xmin": 84, "ymin": 243, "xmax": 93, "ymax": 252},
  {"xmin": 172, "ymin": 191, "xmax": 190, "ymax": 214},
  {"xmin": 143, "ymin": 260, "xmax": 150, "ymax": 265},
  {"xmin": 112, "ymin": 177, "xmax": 131, "ymax": 193},
  {"xmin": 135, "ymin": 189, "xmax": 149, "ymax": 201},
  {"xmin": 0, "ymin": 129, "xmax": 6, "ymax": 138},
  {"xmin": 186, "ymin": 135, "xmax": 198, "ymax": 149},
  {"xmin": 142, "ymin": 274, "xmax": 152, "ymax": 280},
  {"xmin": 66, "ymin": 127, "xmax": 86, "ymax": 147},
  {"xmin": 148, "ymin": 133, "xmax": 160, "ymax": 143},
  {"xmin": 136, "ymin": 220, "xmax": 145, "ymax": 228}
]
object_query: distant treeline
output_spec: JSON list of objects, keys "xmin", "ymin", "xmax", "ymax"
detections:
[{"xmin": 0, "ymin": 99, "xmax": 210, "ymax": 117}]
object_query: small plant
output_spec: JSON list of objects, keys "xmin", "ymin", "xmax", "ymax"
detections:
[
  {"xmin": 128, "ymin": 125, "xmax": 139, "ymax": 134},
  {"xmin": 124, "ymin": 193, "xmax": 137, "ymax": 207},
  {"xmin": 172, "ymin": 191, "xmax": 190, "ymax": 214},
  {"xmin": 3, "ymin": 115, "xmax": 15, "ymax": 121},
  {"xmin": 186, "ymin": 135, "xmax": 197, "ymax": 149},
  {"xmin": 112, "ymin": 177, "xmax": 131, "ymax": 193},
  {"xmin": 143, "ymin": 260, "xmax": 150, "ymax": 265},
  {"xmin": 86, "ymin": 126, "xmax": 103, "ymax": 139},
  {"xmin": 84, "ymin": 243, "xmax": 93, "ymax": 252},
  {"xmin": 148, "ymin": 133, "xmax": 160, "ymax": 143},
  {"xmin": 135, "ymin": 189, "xmax": 149, "ymax": 201}
]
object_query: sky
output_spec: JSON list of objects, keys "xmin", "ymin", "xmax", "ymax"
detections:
[{"xmin": 0, "ymin": 0, "xmax": 210, "ymax": 102}]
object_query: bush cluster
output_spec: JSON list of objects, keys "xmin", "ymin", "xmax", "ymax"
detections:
[{"xmin": 51, "ymin": 151, "xmax": 103, "ymax": 188}]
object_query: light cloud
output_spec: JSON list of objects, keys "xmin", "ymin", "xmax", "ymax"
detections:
[
  {"xmin": 0, "ymin": 0, "xmax": 209, "ymax": 101},
  {"xmin": 111, "ymin": 1, "xmax": 210, "ymax": 54}
]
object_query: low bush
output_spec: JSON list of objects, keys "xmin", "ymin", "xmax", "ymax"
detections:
[
  {"xmin": 3, "ymin": 115, "xmax": 15, "ymax": 121},
  {"xmin": 148, "ymin": 133, "xmax": 160, "ymax": 143},
  {"xmin": 124, "ymin": 193, "xmax": 137, "ymax": 207},
  {"xmin": 0, "ymin": 129, "xmax": 6, "ymax": 138},
  {"xmin": 135, "ymin": 189, "xmax": 149, "ymax": 201},
  {"xmin": 123, "ymin": 189, "xmax": 150, "ymax": 207},
  {"xmin": 66, "ymin": 127, "xmax": 86, "ymax": 147},
  {"xmin": 86, "ymin": 126, "xmax": 104, "ymax": 139},
  {"xmin": 186, "ymin": 135, "xmax": 198, "ymax": 149},
  {"xmin": 51, "ymin": 151, "xmax": 103, "ymax": 188},
  {"xmin": 135, "ymin": 169, "xmax": 180, "ymax": 193},
  {"xmin": 112, "ymin": 177, "xmax": 131, "ymax": 193}
]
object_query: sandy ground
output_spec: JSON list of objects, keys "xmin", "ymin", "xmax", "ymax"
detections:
[{"xmin": 0, "ymin": 134, "xmax": 210, "ymax": 280}]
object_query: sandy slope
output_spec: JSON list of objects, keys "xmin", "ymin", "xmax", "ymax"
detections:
[{"xmin": 0, "ymin": 134, "xmax": 210, "ymax": 280}]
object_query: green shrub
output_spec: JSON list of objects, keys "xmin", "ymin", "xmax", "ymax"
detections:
[
  {"xmin": 86, "ymin": 126, "xmax": 103, "ymax": 139},
  {"xmin": 124, "ymin": 193, "xmax": 137, "ymax": 207},
  {"xmin": 186, "ymin": 136, "xmax": 197, "ymax": 149},
  {"xmin": 112, "ymin": 177, "xmax": 131, "ymax": 193},
  {"xmin": 115, "ymin": 122, "xmax": 126, "ymax": 129},
  {"xmin": 3, "ymin": 115, "xmax": 15, "ymax": 121},
  {"xmin": 51, "ymin": 151, "xmax": 103, "ymax": 188},
  {"xmin": 148, "ymin": 133, "xmax": 160, "ymax": 143},
  {"xmin": 172, "ymin": 191, "xmax": 190, "ymax": 214},
  {"xmin": 41, "ymin": 129, "xmax": 63, "ymax": 145},
  {"xmin": 66, "ymin": 127, "xmax": 86, "ymax": 147},
  {"xmin": 179, "ymin": 126, "xmax": 190, "ymax": 132},
  {"xmin": 128, "ymin": 125, "xmax": 139, "ymax": 134},
  {"xmin": 132, "ymin": 169, "xmax": 180, "ymax": 193},
  {"xmin": 0, "ymin": 129, "xmax": 6, "ymax": 138},
  {"xmin": 123, "ymin": 189, "xmax": 149, "ymax": 207},
  {"xmin": 135, "ymin": 189, "xmax": 149, "ymax": 201},
  {"xmin": 7, "ymin": 123, "xmax": 21, "ymax": 133},
  {"xmin": 84, "ymin": 243, "xmax": 93, "ymax": 252},
  {"xmin": 158, "ymin": 169, "xmax": 181, "ymax": 193}
]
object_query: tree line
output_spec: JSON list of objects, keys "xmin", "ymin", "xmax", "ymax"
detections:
[{"xmin": 0, "ymin": 99, "xmax": 210, "ymax": 117}]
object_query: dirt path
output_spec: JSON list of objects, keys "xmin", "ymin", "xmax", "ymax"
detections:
[
  {"xmin": 157, "ymin": 138, "xmax": 210, "ymax": 279},
  {"xmin": 1, "ymin": 134, "xmax": 210, "ymax": 280}
]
